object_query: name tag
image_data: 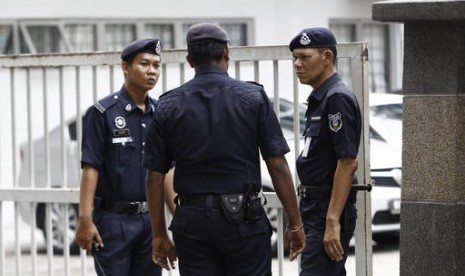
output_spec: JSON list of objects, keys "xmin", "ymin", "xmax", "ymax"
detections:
[{"xmin": 112, "ymin": 137, "xmax": 133, "ymax": 144}]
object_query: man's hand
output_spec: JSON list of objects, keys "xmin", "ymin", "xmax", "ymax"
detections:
[
  {"xmin": 152, "ymin": 236, "xmax": 177, "ymax": 271},
  {"xmin": 75, "ymin": 216, "xmax": 103, "ymax": 254},
  {"xmin": 323, "ymin": 218, "xmax": 343, "ymax": 261},
  {"xmin": 284, "ymin": 225, "xmax": 306, "ymax": 261}
]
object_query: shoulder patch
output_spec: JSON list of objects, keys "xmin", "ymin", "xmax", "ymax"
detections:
[{"xmin": 94, "ymin": 93, "xmax": 119, "ymax": 113}]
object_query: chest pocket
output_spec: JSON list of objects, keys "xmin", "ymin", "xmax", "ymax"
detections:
[
  {"xmin": 306, "ymin": 121, "xmax": 322, "ymax": 138},
  {"xmin": 115, "ymin": 142, "xmax": 136, "ymax": 166}
]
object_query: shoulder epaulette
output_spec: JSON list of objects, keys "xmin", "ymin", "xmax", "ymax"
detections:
[
  {"xmin": 94, "ymin": 93, "xmax": 120, "ymax": 114},
  {"xmin": 246, "ymin": 81, "xmax": 264, "ymax": 88}
]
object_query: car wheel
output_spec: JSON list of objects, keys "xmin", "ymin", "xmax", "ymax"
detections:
[
  {"xmin": 262, "ymin": 187, "xmax": 289, "ymax": 256},
  {"xmin": 37, "ymin": 203, "xmax": 80, "ymax": 255}
]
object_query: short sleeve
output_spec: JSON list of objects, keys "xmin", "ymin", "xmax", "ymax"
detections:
[
  {"xmin": 257, "ymin": 90, "xmax": 290, "ymax": 159},
  {"xmin": 143, "ymin": 113, "xmax": 172, "ymax": 173},
  {"xmin": 326, "ymin": 93, "xmax": 360, "ymax": 158},
  {"xmin": 81, "ymin": 107, "xmax": 107, "ymax": 169}
]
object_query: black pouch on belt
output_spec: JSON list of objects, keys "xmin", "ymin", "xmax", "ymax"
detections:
[{"xmin": 220, "ymin": 194, "xmax": 245, "ymax": 224}]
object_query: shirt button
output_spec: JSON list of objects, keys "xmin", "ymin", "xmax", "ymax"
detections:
[
  {"xmin": 141, "ymin": 123, "xmax": 146, "ymax": 128},
  {"xmin": 142, "ymin": 142, "xmax": 145, "ymax": 146},
  {"xmin": 113, "ymin": 95, "xmax": 118, "ymax": 99}
]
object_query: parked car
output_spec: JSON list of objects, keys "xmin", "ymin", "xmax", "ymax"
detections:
[{"xmin": 18, "ymin": 93, "xmax": 402, "ymax": 254}]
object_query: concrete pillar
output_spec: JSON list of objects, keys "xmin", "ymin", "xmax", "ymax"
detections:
[{"xmin": 372, "ymin": 1, "xmax": 465, "ymax": 275}]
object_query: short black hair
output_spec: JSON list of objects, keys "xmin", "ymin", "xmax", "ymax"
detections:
[{"xmin": 187, "ymin": 40, "xmax": 227, "ymax": 66}]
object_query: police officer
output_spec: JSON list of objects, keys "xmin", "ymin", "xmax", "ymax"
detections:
[
  {"xmin": 144, "ymin": 22, "xmax": 306, "ymax": 275},
  {"xmin": 289, "ymin": 27, "xmax": 362, "ymax": 276},
  {"xmin": 75, "ymin": 38, "xmax": 163, "ymax": 276}
]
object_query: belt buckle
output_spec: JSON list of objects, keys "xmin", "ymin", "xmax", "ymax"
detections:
[
  {"xmin": 297, "ymin": 185, "xmax": 307, "ymax": 198},
  {"xmin": 132, "ymin": 202, "xmax": 148, "ymax": 214}
]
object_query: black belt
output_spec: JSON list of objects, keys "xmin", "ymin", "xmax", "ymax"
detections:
[
  {"xmin": 101, "ymin": 200, "xmax": 148, "ymax": 215},
  {"xmin": 176, "ymin": 194, "xmax": 222, "ymax": 208},
  {"xmin": 298, "ymin": 185, "xmax": 357, "ymax": 203},
  {"xmin": 297, "ymin": 185, "xmax": 329, "ymax": 200}
]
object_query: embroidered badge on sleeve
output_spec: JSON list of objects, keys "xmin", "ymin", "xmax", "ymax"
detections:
[{"xmin": 328, "ymin": 112, "xmax": 343, "ymax": 132}]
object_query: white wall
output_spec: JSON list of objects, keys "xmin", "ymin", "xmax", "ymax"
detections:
[{"xmin": 4, "ymin": 0, "xmax": 373, "ymax": 45}]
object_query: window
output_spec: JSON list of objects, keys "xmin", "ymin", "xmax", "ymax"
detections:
[
  {"xmin": 145, "ymin": 24, "xmax": 174, "ymax": 49},
  {"xmin": 330, "ymin": 20, "xmax": 401, "ymax": 93},
  {"xmin": 105, "ymin": 24, "xmax": 136, "ymax": 51},
  {"xmin": 0, "ymin": 25, "xmax": 13, "ymax": 54},
  {"xmin": 26, "ymin": 26, "xmax": 66, "ymax": 53},
  {"xmin": 65, "ymin": 24, "xmax": 96, "ymax": 52},
  {"xmin": 2, "ymin": 18, "xmax": 252, "ymax": 54}
]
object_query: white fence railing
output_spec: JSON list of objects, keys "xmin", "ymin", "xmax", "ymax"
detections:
[{"xmin": 0, "ymin": 43, "xmax": 370, "ymax": 276}]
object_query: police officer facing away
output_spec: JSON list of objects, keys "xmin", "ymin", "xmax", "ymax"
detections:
[
  {"xmin": 144, "ymin": 23, "xmax": 305, "ymax": 275},
  {"xmin": 76, "ymin": 38, "xmax": 163, "ymax": 276},
  {"xmin": 289, "ymin": 27, "xmax": 362, "ymax": 276}
]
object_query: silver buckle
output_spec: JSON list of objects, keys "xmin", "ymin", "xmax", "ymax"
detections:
[{"xmin": 137, "ymin": 202, "xmax": 148, "ymax": 214}]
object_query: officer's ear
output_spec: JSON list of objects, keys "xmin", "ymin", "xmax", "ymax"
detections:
[
  {"xmin": 121, "ymin": 60, "xmax": 129, "ymax": 75},
  {"xmin": 223, "ymin": 45, "xmax": 230, "ymax": 63},
  {"xmin": 186, "ymin": 55, "xmax": 195, "ymax": 68},
  {"xmin": 322, "ymin": 49, "xmax": 334, "ymax": 66}
]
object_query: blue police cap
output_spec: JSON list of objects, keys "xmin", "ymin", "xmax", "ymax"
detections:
[
  {"xmin": 121, "ymin": 38, "xmax": 161, "ymax": 61},
  {"xmin": 289, "ymin": 27, "xmax": 337, "ymax": 52},
  {"xmin": 186, "ymin": 23, "xmax": 230, "ymax": 45}
]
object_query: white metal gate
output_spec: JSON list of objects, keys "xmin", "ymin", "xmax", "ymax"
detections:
[{"xmin": 0, "ymin": 43, "xmax": 370, "ymax": 276}]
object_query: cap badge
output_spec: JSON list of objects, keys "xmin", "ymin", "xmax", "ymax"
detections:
[
  {"xmin": 328, "ymin": 112, "xmax": 343, "ymax": 133},
  {"xmin": 155, "ymin": 41, "xmax": 161, "ymax": 55},
  {"xmin": 125, "ymin": 104, "xmax": 132, "ymax": 111},
  {"xmin": 115, "ymin": 116, "xmax": 127, "ymax": 129},
  {"xmin": 300, "ymin": 33, "xmax": 311, "ymax": 46}
]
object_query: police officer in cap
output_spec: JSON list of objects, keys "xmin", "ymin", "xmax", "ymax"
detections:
[
  {"xmin": 76, "ymin": 38, "xmax": 163, "ymax": 276},
  {"xmin": 144, "ymin": 22, "xmax": 306, "ymax": 275},
  {"xmin": 289, "ymin": 27, "xmax": 362, "ymax": 275}
]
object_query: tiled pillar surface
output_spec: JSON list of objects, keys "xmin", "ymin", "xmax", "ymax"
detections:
[{"xmin": 373, "ymin": 1, "xmax": 465, "ymax": 275}]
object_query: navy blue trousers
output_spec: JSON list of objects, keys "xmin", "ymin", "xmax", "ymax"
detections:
[
  {"xmin": 93, "ymin": 211, "xmax": 161, "ymax": 276},
  {"xmin": 169, "ymin": 204, "xmax": 272, "ymax": 276},
  {"xmin": 299, "ymin": 199, "xmax": 357, "ymax": 276}
]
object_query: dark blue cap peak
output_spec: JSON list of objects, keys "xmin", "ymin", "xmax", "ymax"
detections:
[
  {"xmin": 186, "ymin": 23, "xmax": 230, "ymax": 45},
  {"xmin": 289, "ymin": 27, "xmax": 337, "ymax": 52},
  {"xmin": 121, "ymin": 38, "xmax": 161, "ymax": 61}
]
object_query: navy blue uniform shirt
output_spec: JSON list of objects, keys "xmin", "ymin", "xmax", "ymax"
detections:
[
  {"xmin": 297, "ymin": 73, "xmax": 361, "ymax": 187},
  {"xmin": 144, "ymin": 66, "xmax": 289, "ymax": 194},
  {"xmin": 81, "ymin": 86, "xmax": 156, "ymax": 201}
]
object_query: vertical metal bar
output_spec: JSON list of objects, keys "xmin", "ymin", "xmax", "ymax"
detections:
[
  {"xmin": 253, "ymin": 61, "xmax": 259, "ymax": 82},
  {"xmin": 179, "ymin": 62, "xmax": 185, "ymax": 85},
  {"xmin": 76, "ymin": 66, "xmax": 88, "ymax": 276},
  {"xmin": 59, "ymin": 67, "xmax": 71, "ymax": 275},
  {"xmin": 43, "ymin": 67, "xmax": 54, "ymax": 276},
  {"xmin": 353, "ymin": 43, "xmax": 372, "ymax": 276},
  {"xmin": 292, "ymin": 67, "xmax": 301, "ymax": 183},
  {"xmin": 0, "ymin": 202, "xmax": 3, "ymax": 276},
  {"xmin": 162, "ymin": 63, "xmax": 167, "ymax": 92},
  {"xmin": 26, "ymin": 68, "xmax": 38, "ymax": 276},
  {"xmin": 109, "ymin": 65, "xmax": 115, "ymax": 93},
  {"xmin": 10, "ymin": 68, "xmax": 22, "ymax": 276},
  {"xmin": 93, "ymin": 66, "xmax": 98, "ymax": 102},
  {"xmin": 234, "ymin": 61, "xmax": 240, "ymax": 81}
]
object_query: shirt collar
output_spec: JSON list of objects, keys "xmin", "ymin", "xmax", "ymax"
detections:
[
  {"xmin": 119, "ymin": 86, "xmax": 153, "ymax": 114},
  {"xmin": 307, "ymin": 72, "xmax": 341, "ymax": 103},
  {"xmin": 194, "ymin": 65, "xmax": 229, "ymax": 77}
]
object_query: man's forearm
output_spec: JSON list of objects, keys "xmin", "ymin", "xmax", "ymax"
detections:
[
  {"xmin": 265, "ymin": 156, "xmax": 302, "ymax": 228},
  {"xmin": 326, "ymin": 158, "xmax": 358, "ymax": 222},
  {"xmin": 145, "ymin": 170, "xmax": 168, "ymax": 236}
]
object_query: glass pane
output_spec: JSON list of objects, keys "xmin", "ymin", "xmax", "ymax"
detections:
[
  {"xmin": 65, "ymin": 24, "xmax": 96, "ymax": 52},
  {"xmin": 144, "ymin": 24, "xmax": 174, "ymax": 49},
  {"xmin": 330, "ymin": 24, "xmax": 355, "ymax": 89},
  {"xmin": 363, "ymin": 24, "xmax": 389, "ymax": 93},
  {"xmin": 105, "ymin": 24, "xmax": 135, "ymax": 51},
  {"xmin": 220, "ymin": 23, "xmax": 247, "ymax": 46},
  {"xmin": 0, "ymin": 25, "xmax": 13, "ymax": 54},
  {"xmin": 27, "ymin": 26, "xmax": 65, "ymax": 53}
]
